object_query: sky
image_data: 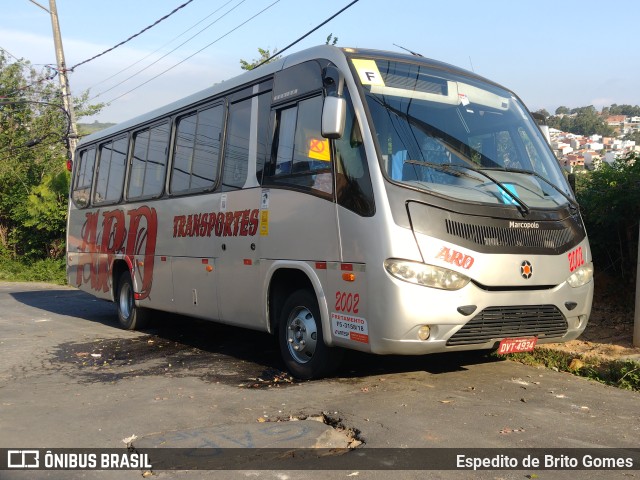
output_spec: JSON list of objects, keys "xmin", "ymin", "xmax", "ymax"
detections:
[{"xmin": 1, "ymin": 0, "xmax": 639, "ymax": 124}]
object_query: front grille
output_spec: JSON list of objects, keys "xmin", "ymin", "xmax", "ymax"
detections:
[
  {"xmin": 446, "ymin": 305, "xmax": 568, "ymax": 346},
  {"xmin": 445, "ymin": 219, "xmax": 573, "ymax": 250}
]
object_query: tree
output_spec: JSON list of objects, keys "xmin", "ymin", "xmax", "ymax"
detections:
[
  {"xmin": 576, "ymin": 151, "xmax": 640, "ymax": 302},
  {"xmin": 0, "ymin": 52, "xmax": 102, "ymax": 259},
  {"xmin": 571, "ymin": 108, "xmax": 613, "ymax": 136},
  {"xmin": 239, "ymin": 47, "xmax": 281, "ymax": 71},
  {"xmin": 547, "ymin": 105, "xmax": 614, "ymax": 136},
  {"xmin": 325, "ymin": 33, "xmax": 338, "ymax": 46},
  {"xmin": 534, "ymin": 108, "xmax": 550, "ymax": 118}
]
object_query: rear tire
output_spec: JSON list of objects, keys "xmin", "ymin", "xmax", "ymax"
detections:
[
  {"xmin": 116, "ymin": 271, "xmax": 149, "ymax": 330},
  {"xmin": 278, "ymin": 289, "xmax": 343, "ymax": 379}
]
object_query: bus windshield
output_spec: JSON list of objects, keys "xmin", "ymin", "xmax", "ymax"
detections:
[{"xmin": 354, "ymin": 57, "xmax": 573, "ymax": 209}]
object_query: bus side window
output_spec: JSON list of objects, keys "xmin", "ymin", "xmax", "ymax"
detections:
[
  {"xmin": 170, "ymin": 105, "xmax": 223, "ymax": 194},
  {"xmin": 72, "ymin": 147, "xmax": 96, "ymax": 207},
  {"xmin": 222, "ymin": 97, "xmax": 251, "ymax": 190},
  {"xmin": 223, "ymin": 90, "xmax": 273, "ymax": 190},
  {"xmin": 267, "ymin": 95, "xmax": 333, "ymax": 196},
  {"xmin": 334, "ymin": 88, "xmax": 375, "ymax": 216},
  {"xmin": 128, "ymin": 121, "xmax": 170, "ymax": 200},
  {"xmin": 93, "ymin": 136, "xmax": 128, "ymax": 204}
]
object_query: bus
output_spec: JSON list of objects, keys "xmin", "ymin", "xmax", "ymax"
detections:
[{"xmin": 67, "ymin": 45, "xmax": 594, "ymax": 379}]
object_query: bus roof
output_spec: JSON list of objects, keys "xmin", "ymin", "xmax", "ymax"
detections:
[{"xmin": 77, "ymin": 45, "xmax": 508, "ymax": 148}]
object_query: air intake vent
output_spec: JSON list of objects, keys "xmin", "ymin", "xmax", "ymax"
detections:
[
  {"xmin": 446, "ymin": 305, "xmax": 567, "ymax": 346},
  {"xmin": 445, "ymin": 219, "xmax": 573, "ymax": 251}
]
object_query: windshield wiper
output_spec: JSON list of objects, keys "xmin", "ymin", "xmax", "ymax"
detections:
[
  {"xmin": 482, "ymin": 167, "xmax": 579, "ymax": 213},
  {"xmin": 379, "ymin": 101, "xmax": 531, "ymax": 215},
  {"xmin": 405, "ymin": 160, "xmax": 531, "ymax": 215}
]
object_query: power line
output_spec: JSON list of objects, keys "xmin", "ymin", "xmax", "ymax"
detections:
[
  {"xmin": 90, "ymin": 0, "xmax": 247, "ymax": 102},
  {"xmin": 0, "ymin": 50, "xmax": 60, "ymax": 98},
  {"xmin": 255, "ymin": 0, "xmax": 361, "ymax": 68},
  {"xmin": 68, "ymin": 0, "xmax": 196, "ymax": 72},
  {"xmin": 0, "ymin": 45, "xmax": 22, "ymax": 62},
  {"xmin": 86, "ymin": 0, "xmax": 237, "ymax": 92},
  {"xmin": 102, "ymin": 0, "xmax": 280, "ymax": 106}
]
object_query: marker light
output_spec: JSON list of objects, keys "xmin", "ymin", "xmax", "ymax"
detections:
[
  {"xmin": 384, "ymin": 259, "xmax": 470, "ymax": 290},
  {"xmin": 566, "ymin": 263, "xmax": 594, "ymax": 288}
]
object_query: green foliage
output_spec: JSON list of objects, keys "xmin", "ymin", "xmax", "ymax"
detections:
[
  {"xmin": 325, "ymin": 33, "xmax": 338, "ymax": 46},
  {"xmin": 576, "ymin": 152, "xmax": 640, "ymax": 298},
  {"xmin": 547, "ymin": 105, "xmax": 614, "ymax": 136},
  {"xmin": 77, "ymin": 121, "xmax": 116, "ymax": 136},
  {"xmin": 239, "ymin": 47, "xmax": 281, "ymax": 71},
  {"xmin": 503, "ymin": 348, "xmax": 640, "ymax": 391},
  {"xmin": 0, "ymin": 52, "xmax": 102, "ymax": 263},
  {"xmin": 608, "ymin": 104, "xmax": 640, "ymax": 116},
  {"xmin": 0, "ymin": 256, "xmax": 66, "ymax": 284}
]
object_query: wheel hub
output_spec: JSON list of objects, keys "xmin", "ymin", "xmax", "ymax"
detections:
[{"xmin": 286, "ymin": 307, "xmax": 318, "ymax": 364}]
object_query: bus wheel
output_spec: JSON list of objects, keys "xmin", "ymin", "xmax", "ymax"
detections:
[
  {"xmin": 279, "ymin": 289, "xmax": 342, "ymax": 380},
  {"xmin": 116, "ymin": 271, "xmax": 148, "ymax": 330}
]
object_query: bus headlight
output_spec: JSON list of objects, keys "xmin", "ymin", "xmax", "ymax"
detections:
[
  {"xmin": 566, "ymin": 263, "xmax": 594, "ymax": 288},
  {"xmin": 384, "ymin": 259, "xmax": 470, "ymax": 290}
]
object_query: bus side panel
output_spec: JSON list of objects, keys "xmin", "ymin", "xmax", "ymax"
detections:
[{"xmin": 325, "ymin": 262, "xmax": 370, "ymax": 352}]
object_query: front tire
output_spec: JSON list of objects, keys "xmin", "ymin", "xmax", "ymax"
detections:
[
  {"xmin": 116, "ymin": 271, "xmax": 149, "ymax": 330},
  {"xmin": 278, "ymin": 289, "xmax": 343, "ymax": 379}
]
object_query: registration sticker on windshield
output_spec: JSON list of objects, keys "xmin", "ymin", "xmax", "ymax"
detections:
[{"xmin": 352, "ymin": 59, "xmax": 385, "ymax": 86}]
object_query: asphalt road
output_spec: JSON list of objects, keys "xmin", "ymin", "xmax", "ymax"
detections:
[{"xmin": 0, "ymin": 281, "xmax": 638, "ymax": 480}]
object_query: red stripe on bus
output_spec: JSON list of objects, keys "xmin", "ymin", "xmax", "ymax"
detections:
[
  {"xmin": 201, "ymin": 259, "xmax": 208, "ymax": 264},
  {"xmin": 244, "ymin": 259, "xmax": 252, "ymax": 266},
  {"xmin": 315, "ymin": 262, "xmax": 327, "ymax": 270},
  {"xmin": 341, "ymin": 263, "xmax": 353, "ymax": 271}
]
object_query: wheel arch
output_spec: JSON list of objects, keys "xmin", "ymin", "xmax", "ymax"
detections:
[
  {"xmin": 265, "ymin": 261, "xmax": 332, "ymax": 346},
  {"xmin": 111, "ymin": 257, "xmax": 133, "ymax": 302}
]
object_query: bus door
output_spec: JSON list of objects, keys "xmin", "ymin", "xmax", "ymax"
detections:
[
  {"xmin": 261, "ymin": 61, "xmax": 341, "ymax": 276},
  {"xmin": 329, "ymin": 86, "xmax": 376, "ymax": 350},
  {"xmin": 216, "ymin": 84, "xmax": 272, "ymax": 328}
]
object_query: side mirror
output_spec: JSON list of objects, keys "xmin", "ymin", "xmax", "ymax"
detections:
[
  {"xmin": 322, "ymin": 96, "xmax": 346, "ymax": 139},
  {"xmin": 321, "ymin": 65, "xmax": 346, "ymax": 139}
]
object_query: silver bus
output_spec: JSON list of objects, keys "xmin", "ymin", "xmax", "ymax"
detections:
[{"xmin": 67, "ymin": 46, "xmax": 594, "ymax": 379}]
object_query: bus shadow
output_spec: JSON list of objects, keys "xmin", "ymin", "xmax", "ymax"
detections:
[
  {"xmin": 142, "ymin": 314, "xmax": 501, "ymax": 379},
  {"xmin": 11, "ymin": 287, "xmax": 500, "ymax": 381},
  {"xmin": 10, "ymin": 288, "xmax": 118, "ymax": 327}
]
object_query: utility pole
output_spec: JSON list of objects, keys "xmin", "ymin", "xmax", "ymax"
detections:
[
  {"xmin": 635, "ymin": 223, "xmax": 640, "ymax": 347},
  {"xmin": 29, "ymin": 0, "xmax": 79, "ymax": 157}
]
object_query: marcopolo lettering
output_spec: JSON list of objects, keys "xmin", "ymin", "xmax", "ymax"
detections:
[{"xmin": 509, "ymin": 221, "xmax": 540, "ymax": 229}]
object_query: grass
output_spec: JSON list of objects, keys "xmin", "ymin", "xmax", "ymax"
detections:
[
  {"xmin": 0, "ymin": 256, "xmax": 67, "ymax": 284},
  {"xmin": 501, "ymin": 347, "xmax": 640, "ymax": 391}
]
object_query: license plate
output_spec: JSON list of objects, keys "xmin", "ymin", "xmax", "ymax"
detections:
[{"xmin": 497, "ymin": 337, "xmax": 537, "ymax": 354}]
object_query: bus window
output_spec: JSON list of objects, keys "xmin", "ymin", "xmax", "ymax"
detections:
[
  {"xmin": 222, "ymin": 90, "xmax": 272, "ymax": 190},
  {"xmin": 170, "ymin": 104, "xmax": 223, "ymax": 194},
  {"xmin": 334, "ymin": 88, "xmax": 375, "ymax": 216},
  {"xmin": 268, "ymin": 95, "xmax": 332, "ymax": 195},
  {"xmin": 128, "ymin": 121, "xmax": 170, "ymax": 199},
  {"xmin": 93, "ymin": 136, "xmax": 128, "ymax": 204},
  {"xmin": 222, "ymin": 98, "xmax": 251, "ymax": 190},
  {"xmin": 72, "ymin": 147, "xmax": 96, "ymax": 207}
]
